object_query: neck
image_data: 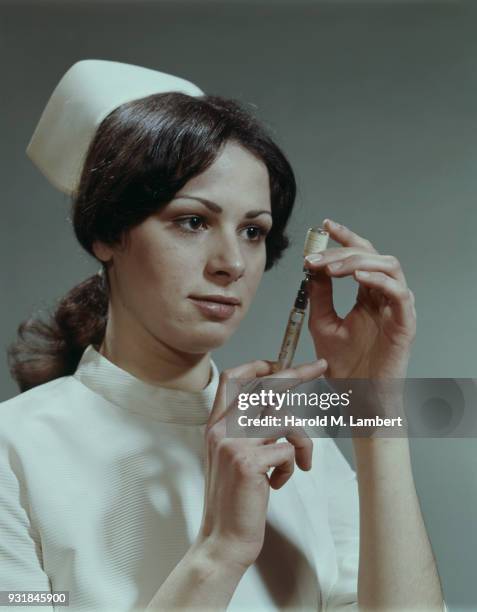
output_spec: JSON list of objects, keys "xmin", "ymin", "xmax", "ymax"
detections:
[{"xmin": 98, "ymin": 319, "xmax": 212, "ymax": 393}]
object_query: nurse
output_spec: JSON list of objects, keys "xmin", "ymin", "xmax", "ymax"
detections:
[{"xmin": 2, "ymin": 60, "xmax": 445, "ymax": 611}]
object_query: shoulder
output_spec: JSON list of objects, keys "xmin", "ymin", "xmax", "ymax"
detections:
[{"xmin": 0, "ymin": 376, "xmax": 91, "ymax": 442}]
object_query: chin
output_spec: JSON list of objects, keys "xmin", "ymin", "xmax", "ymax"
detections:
[{"xmin": 174, "ymin": 324, "xmax": 236, "ymax": 353}]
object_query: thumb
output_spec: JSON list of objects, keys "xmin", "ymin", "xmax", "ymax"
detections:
[
  {"xmin": 307, "ymin": 269, "xmax": 340, "ymax": 330},
  {"xmin": 207, "ymin": 359, "xmax": 276, "ymax": 429}
]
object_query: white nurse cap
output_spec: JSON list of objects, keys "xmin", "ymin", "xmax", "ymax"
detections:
[{"xmin": 26, "ymin": 59, "xmax": 204, "ymax": 196}]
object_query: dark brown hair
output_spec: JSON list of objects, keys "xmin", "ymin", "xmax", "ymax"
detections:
[{"xmin": 8, "ymin": 92, "xmax": 297, "ymax": 392}]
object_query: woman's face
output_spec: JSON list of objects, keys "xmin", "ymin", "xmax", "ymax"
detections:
[{"xmin": 97, "ymin": 141, "xmax": 273, "ymax": 354}]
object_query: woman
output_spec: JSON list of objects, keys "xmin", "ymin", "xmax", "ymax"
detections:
[{"xmin": 1, "ymin": 60, "xmax": 445, "ymax": 611}]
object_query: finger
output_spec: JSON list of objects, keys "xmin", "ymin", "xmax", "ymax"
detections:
[
  {"xmin": 408, "ymin": 289, "xmax": 417, "ymax": 319},
  {"xmin": 264, "ymin": 358, "xmax": 328, "ymax": 383},
  {"xmin": 241, "ymin": 358, "xmax": 329, "ymax": 399},
  {"xmin": 324, "ymin": 253, "xmax": 406, "ymax": 284},
  {"xmin": 228, "ymin": 359, "xmax": 328, "ymax": 423},
  {"xmin": 243, "ymin": 360, "xmax": 329, "ymax": 424},
  {"xmin": 323, "ymin": 219, "xmax": 377, "ymax": 253},
  {"xmin": 253, "ymin": 416, "xmax": 313, "ymax": 471},
  {"xmin": 353, "ymin": 270, "xmax": 416, "ymax": 330},
  {"xmin": 258, "ymin": 442, "xmax": 295, "ymax": 489},
  {"xmin": 306, "ymin": 268, "xmax": 341, "ymax": 329},
  {"xmin": 304, "ymin": 246, "xmax": 367, "ymax": 269},
  {"xmin": 282, "ymin": 427, "xmax": 313, "ymax": 471},
  {"xmin": 207, "ymin": 360, "xmax": 277, "ymax": 428},
  {"xmin": 234, "ymin": 359, "xmax": 328, "ymax": 424}
]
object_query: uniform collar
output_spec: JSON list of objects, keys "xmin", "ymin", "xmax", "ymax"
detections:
[{"xmin": 73, "ymin": 344, "xmax": 219, "ymax": 425}]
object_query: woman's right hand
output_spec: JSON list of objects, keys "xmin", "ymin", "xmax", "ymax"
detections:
[{"xmin": 196, "ymin": 358, "xmax": 328, "ymax": 571}]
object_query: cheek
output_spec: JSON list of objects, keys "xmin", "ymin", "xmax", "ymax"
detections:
[
  {"xmin": 124, "ymin": 226, "xmax": 174, "ymax": 279},
  {"xmin": 122, "ymin": 231, "xmax": 202, "ymax": 309},
  {"xmin": 243, "ymin": 250, "xmax": 266, "ymax": 297}
]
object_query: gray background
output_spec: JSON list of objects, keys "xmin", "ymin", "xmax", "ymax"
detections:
[{"xmin": 1, "ymin": 0, "xmax": 476, "ymax": 609}]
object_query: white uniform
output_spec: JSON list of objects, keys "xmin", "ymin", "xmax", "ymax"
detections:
[{"xmin": 0, "ymin": 345, "xmax": 361, "ymax": 611}]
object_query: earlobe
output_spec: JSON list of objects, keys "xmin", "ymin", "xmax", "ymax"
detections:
[{"xmin": 92, "ymin": 240, "xmax": 113, "ymax": 264}]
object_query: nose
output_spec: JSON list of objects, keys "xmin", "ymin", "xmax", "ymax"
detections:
[{"xmin": 205, "ymin": 230, "xmax": 245, "ymax": 282}]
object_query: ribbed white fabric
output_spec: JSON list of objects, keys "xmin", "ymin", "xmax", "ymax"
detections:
[{"xmin": 0, "ymin": 345, "xmax": 362, "ymax": 611}]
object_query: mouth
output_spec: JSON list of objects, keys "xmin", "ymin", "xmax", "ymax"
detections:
[
  {"xmin": 189, "ymin": 294, "xmax": 241, "ymax": 306},
  {"xmin": 188, "ymin": 295, "xmax": 241, "ymax": 320}
]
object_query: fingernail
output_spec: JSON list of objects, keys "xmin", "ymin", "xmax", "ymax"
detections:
[
  {"xmin": 324, "ymin": 219, "xmax": 345, "ymax": 230},
  {"xmin": 356, "ymin": 270, "xmax": 370, "ymax": 277},
  {"xmin": 317, "ymin": 358, "xmax": 327, "ymax": 368},
  {"xmin": 328, "ymin": 261, "xmax": 342, "ymax": 271},
  {"xmin": 305, "ymin": 254, "xmax": 323, "ymax": 264}
]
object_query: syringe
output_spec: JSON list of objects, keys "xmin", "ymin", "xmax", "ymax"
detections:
[{"xmin": 273, "ymin": 227, "xmax": 329, "ymax": 372}]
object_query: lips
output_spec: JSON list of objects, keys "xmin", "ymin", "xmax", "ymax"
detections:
[
  {"xmin": 189, "ymin": 295, "xmax": 241, "ymax": 306},
  {"xmin": 188, "ymin": 296, "xmax": 240, "ymax": 320}
]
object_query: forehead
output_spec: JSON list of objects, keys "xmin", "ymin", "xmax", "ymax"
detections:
[{"xmin": 174, "ymin": 141, "xmax": 271, "ymax": 211}]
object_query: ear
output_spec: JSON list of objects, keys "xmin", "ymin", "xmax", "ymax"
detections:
[{"xmin": 92, "ymin": 240, "xmax": 113, "ymax": 264}]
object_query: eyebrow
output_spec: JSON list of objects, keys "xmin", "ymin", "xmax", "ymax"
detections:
[{"xmin": 171, "ymin": 195, "xmax": 272, "ymax": 219}]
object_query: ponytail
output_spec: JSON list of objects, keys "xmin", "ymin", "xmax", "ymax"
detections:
[{"xmin": 7, "ymin": 272, "xmax": 108, "ymax": 392}]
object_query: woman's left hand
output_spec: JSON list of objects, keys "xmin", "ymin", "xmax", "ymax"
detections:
[{"xmin": 304, "ymin": 218, "xmax": 416, "ymax": 380}]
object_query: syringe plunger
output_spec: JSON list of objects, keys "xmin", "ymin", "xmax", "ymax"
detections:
[{"xmin": 303, "ymin": 227, "xmax": 329, "ymax": 257}]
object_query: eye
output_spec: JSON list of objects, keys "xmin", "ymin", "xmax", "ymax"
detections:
[
  {"xmin": 174, "ymin": 216, "xmax": 206, "ymax": 233},
  {"xmin": 173, "ymin": 215, "xmax": 270, "ymax": 242},
  {"xmin": 241, "ymin": 226, "xmax": 268, "ymax": 242}
]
